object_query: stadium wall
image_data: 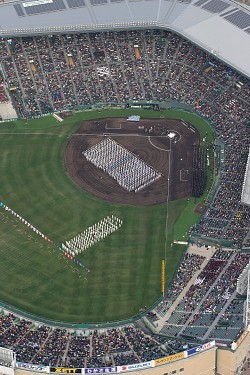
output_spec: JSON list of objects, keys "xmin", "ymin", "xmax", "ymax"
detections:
[
  {"xmin": 13, "ymin": 349, "xmax": 216, "ymax": 375},
  {"xmin": 0, "ymin": 333, "xmax": 249, "ymax": 375},
  {"xmin": 133, "ymin": 349, "xmax": 216, "ymax": 375},
  {"xmin": 217, "ymin": 330, "xmax": 250, "ymax": 375},
  {"xmin": 0, "ymin": 367, "xmax": 14, "ymax": 375}
]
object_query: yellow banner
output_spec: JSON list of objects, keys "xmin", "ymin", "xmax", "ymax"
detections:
[
  {"xmin": 155, "ymin": 351, "xmax": 185, "ymax": 366},
  {"xmin": 161, "ymin": 260, "xmax": 165, "ymax": 294},
  {"xmin": 236, "ymin": 330, "xmax": 248, "ymax": 347},
  {"xmin": 50, "ymin": 368, "xmax": 81, "ymax": 373}
]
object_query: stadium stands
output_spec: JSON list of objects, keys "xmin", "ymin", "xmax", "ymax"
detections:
[
  {"xmin": 0, "ymin": 85, "xmax": 8, "ymax": 103},
  {"xmin": 0, "ymin": 313, "xmax": 195, "ymax": 367},
  {"xmin": 156, "ymin": 248, "xmax": 250, "ymax": 342}
]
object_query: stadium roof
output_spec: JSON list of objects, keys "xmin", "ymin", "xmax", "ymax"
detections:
[{"xmin": 0, "ymin": 0, "xmax": 249, "ymax": 77}]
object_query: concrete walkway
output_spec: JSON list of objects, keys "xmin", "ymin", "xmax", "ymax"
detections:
[{"xmin": 148, "ymin": 244, "xmax": 218, "ymax": 333}]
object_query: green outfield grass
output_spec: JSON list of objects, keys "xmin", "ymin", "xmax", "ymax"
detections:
[{"xmin": 0, "ymin": 109, "xmax": 214, "ymax": 324}]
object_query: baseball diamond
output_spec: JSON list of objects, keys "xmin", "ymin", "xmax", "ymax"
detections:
[{"xmin": 64, "ymin": 118, "xmax": 199, "ymax": 206}]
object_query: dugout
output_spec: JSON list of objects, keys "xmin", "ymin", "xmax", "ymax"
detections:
[{"xmin": 125, "ymin": 101, "xmax": 160, "ymax": 110}]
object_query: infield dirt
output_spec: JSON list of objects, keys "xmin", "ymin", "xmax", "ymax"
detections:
[{"xmin": 64, "ymin": 118, "xmax": 199, "ymax": 206}]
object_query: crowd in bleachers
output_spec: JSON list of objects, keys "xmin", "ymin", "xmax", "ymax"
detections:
[
  {"xmin": 0, "ymin": 85, "xmax": 8, "ymax": 103},
  {"xmin": 191, "ymin": 145, "xmax": 206, "ymax": 198},
  {"xmin": 159, "ymin": 249, "xmax": 250, "ymax": 342},
  {"xmin": 156, "ymin": 253, "xmax": 205, "ymax": 317},
  {"xmin": 0, "ymin": 29, "xmax": 249, "ymax": 245},
  {"xmin": 0, "ymin": 313, "xmax": 192, "ymax": 367}
]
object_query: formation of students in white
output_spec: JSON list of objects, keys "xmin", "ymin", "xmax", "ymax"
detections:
[
  {"xmin": 83, "ymin": 138, "xmax": 161, "ymax": 192},
  {"xmin": 61, "ymin": 215, "xmax": 122, "ymax": 256}
]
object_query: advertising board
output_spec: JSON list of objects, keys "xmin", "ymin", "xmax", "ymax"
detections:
[
  {"xmin": 154, "ymin": 352, "xmax": 185, "ymax": 366},
  {"xmin": 50, "ymin": 368, "xmax": 81, "ymax": 373},
  {"xmin": 119, "ymin": 361, "xmax": 152, "ymax": 372},
  {"xmin": 187, "ymin": 341, "xmax": 216, "ymax": 357},
  {"xmin": 84, "ymin": 367, "xmax": 117, "ymax": 373},
  {"xmin": 16, "ymin": 362, "xmax": 48, "ymax": 372}
]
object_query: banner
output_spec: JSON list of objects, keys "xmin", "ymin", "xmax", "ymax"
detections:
[
  {"xmin": 187, "ymin": 341, "xmax": 215, "ymax": 357},
  {"xmin": 236, "ymin": 330, "xmax": 248, "ymax": 347},
  {"xmin": 50, "ymin": 368, "xmax": 81, "ymax": 373},
  {"xmin": 154, "ymin": 352, "xmax": 185, "ymax": 366},
  {"xmin": 187, "ymin": 347, "xmax": 200, "ymax": 356},
  {"xmin": 16, "ymin": 362, "xmax": 48, "ymax": 372},
  {"xmin": 161, "ymin": 260, "xmax": 165, "ymax": 294},
  {"xmin": 216, "ymin": 342, "xmax": 228, "ymax": 347},
  {"xmin": 84, "ymin": 367, "xmax": 117, "ymax": 373},
  {"xmin": 119, "ymin": 361, "xmax": 152, "ymax": 372}
]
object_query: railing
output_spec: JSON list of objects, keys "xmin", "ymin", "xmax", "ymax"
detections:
[{"xmin": 0, "ymin": 300, "xmax": 142, "ymax": 329}]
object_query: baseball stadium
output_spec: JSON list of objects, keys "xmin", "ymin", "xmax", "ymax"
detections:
[{"xmin": 0, "ymin": 0, "xmax": 249, "ymax": 374}]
